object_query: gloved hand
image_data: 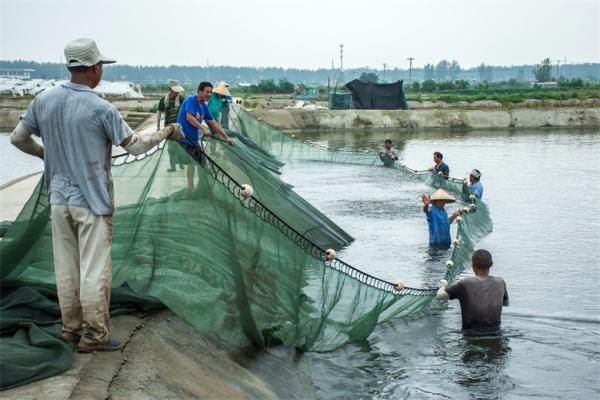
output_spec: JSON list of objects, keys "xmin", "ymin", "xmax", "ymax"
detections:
[{"xmin": 437, "ymin": 279, "xmax": 448, "ymax": 288}]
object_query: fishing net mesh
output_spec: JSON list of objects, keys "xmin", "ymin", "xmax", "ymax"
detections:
[{"xmin": 0, "ymin": 104, "xmax": 492, "ymax": 388}]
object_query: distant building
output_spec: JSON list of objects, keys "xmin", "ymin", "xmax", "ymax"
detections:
[
  {"xmin": 0, "ymin": 68, "xmax": 35, "ymax": 80},
  {"xmin": 531, "ymin": 81, "xmax": 558, "ymax": 89}
]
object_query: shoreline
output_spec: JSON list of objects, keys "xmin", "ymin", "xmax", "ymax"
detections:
[
  {"xmin": 2, "ymin": 103, "xmax": 599, "ymax": 131},
  {"xmin": 250, "ymin": 107, "xmax": 600, "ymax": 130}
]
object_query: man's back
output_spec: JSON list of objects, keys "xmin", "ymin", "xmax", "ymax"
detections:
[
  {"xmin": 20, "ymin": 81, "xmax": 129, "ymax": 215},
  {"xmin": 446, "ymin": 276, "xmax": 508, "ymax": 334}
]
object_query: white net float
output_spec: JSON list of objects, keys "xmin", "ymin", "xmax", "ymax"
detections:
[
  {"xmin": 325, "ymin": 249, "xmax": 336, "ymax": 260},
  {"xmin": 240, "ymin": 184, "xmax": 254, "ymax": 198}
]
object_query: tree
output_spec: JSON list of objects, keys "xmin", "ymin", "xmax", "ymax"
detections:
[
  {"xmin": 449, "ymin": 60, "xmax": 461, "ymax": 80},
  {"xmin": 359, "ymin": 72, "xmax": 379, "ymax": 83},
  {"xmin": 533, "ymin": 58, "xmax": 553, "ymax": 83},
  {"xmin": 409, "ymin": 81, "xmax": 421, "ymax": 91},
  {"xmin": 421, "ymin": 79, "xmax": 437, "ymax": 92},
  {"xmin": 278, "ymin": 78, "xmax": 294, "ymax": 93},
  {"xmin": 435, "ymin": 60, "xmax": 450, "ymax": 81},
  {"xmin": 477, "ymin": 63, "xmax": 493, "ymax": 82},
  {"xmin": 423, "ymin": 64, "xmax": 435, "ymax": 81}
]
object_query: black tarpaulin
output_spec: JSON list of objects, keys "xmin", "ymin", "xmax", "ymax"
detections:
[{"xmin": 345, "ymin": 79, "xmax": 408, "ymax": 110}]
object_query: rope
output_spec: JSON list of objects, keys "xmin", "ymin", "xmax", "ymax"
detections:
[{"xmin": 110, "ymin": 115, "xmax": 488, "ymax": 297}]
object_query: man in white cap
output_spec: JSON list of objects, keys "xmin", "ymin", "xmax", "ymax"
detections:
[
  {"xmin": 463, "ymin": 169, "xmax": 484, "ymax": 199},
  {"xmin": 10, "ymin": 38, "xmax": 183, "ymax": 353},
  {"xmin": 421, "ymin": 188, "xmax": 461, "ymax": 247},
  {"xmin": 157, "ymin": 79, "xmax": 186, "ymax": 172}
]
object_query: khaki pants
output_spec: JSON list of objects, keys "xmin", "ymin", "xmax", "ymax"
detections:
[{"xmin": 51, "ymin": 205, "xmax": 112, "ymax": 346}]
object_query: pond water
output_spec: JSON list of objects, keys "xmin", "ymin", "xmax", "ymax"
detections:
[
  {"xmin": 282, "ymin": 128, "xmax": 600, "ymax": 399},
  {"xmin": 2, "ymin": 128, "xmax": 599, "ymax": 399}
]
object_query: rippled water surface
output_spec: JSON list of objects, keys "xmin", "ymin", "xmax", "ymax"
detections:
[
  {"xmin": 281, "ymin": 128, "xmax": 600, "ymax": 399},
  {"xmin": 2, "ymin": 128, "xmax": 599, "ymax": 399}
]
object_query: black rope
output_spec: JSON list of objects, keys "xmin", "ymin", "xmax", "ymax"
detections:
[{"xmin": 179, "ymin": 140, "xmax": 434, "ymax": 296}]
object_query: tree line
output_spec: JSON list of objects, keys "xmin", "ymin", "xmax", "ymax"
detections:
[{"xmin": 1, "ymin": 59, "xmax": 598, "ymax": 85}]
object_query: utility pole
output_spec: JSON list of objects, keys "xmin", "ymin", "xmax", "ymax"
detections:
[
  {"xmin": 556, "ymin": 59, "xmax": 561, "ymax": 80},
  {"xmin": 382, "ymin": 63, "xmax": 387, "ymax": 82},
  {"xmin": 407, "ymin": 57, "xmax": 415, "ymax": 85},
  {"xmin": 339, "ymin": 44, "xmax": 344, "ymax": 73}
]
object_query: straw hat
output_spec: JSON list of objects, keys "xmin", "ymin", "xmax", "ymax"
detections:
[
  {"xmin": 429, "ymin": 189, "xmax": 455, "ymax": 202},
  {"xmin": 168, "ymin": 79, "xmax": 185, "ymax": 93},
  {"xmin": 64, "ymin": 38, "xmax": 115, "ymax": 67},
  {"xmin": 214, "ymin": 81, "xmax": 231, "ymax": 97}
]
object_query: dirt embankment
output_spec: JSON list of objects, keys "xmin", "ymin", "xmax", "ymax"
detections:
[{"xmin": 251, "ymin": 108, "xmax": 600, "ymax": 130}]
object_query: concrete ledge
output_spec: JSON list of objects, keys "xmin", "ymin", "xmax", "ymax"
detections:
[
  {"xmin": 250, "ymin": 108, "xmax": 600, "ymax": 130},
  {"xmin": 2, "ymin": 310, "xmax": 315, "ymax": 400}
]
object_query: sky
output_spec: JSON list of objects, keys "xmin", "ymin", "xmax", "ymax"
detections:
[{"xmin": 1, "ymin": 0, "xmax": 598, "ymax": 69}]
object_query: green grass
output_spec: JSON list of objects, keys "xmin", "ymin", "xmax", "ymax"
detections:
[{"xmin": 405, "ymin": 89, "xmax": 599, "ymax": 104}]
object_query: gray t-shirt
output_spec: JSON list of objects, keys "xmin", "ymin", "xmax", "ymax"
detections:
[
  {"xmin": 446, "ymin": 275, "xmax": 509, "ymax": 333},
  {"xmin": 20, "ymin": 82, "xmax": 131, "ymax": 215}
]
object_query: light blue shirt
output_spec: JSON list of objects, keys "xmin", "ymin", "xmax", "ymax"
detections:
[
  {"xmin": 20, "ymin": 82, "xmax": 130, "ymax": 215},
  {"xmin": 427, "ymin": 205, "xmax": 451, "ymax": 245},
  {"xmin": 468, "ymin": 180, "xmax": 484, "ymax": 199}
]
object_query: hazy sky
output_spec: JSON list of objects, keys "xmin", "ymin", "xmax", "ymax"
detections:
[{"xmin": 1, "ymin": 0, "xmax": 598, "ymax": 69}]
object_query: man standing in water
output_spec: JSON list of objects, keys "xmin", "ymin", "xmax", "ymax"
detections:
[
  {"xmin": 463, "ymin": 168, "xmax": 484, "ymax": 199},
  {"xmin": 437, "ymin": 249, "xmax": 509, "ymax": 335},
  {"xmin": 422, "ymin": 188, "xmax": 460, "ymax": 247},
  {"xmin": 10, "ymin": 38, "xmax": 183, "ymax": 352},
  {"xmin": 177, "ymin": 81, "xmax": 234, "ymax": 191},
  {"xmin": 379, "ymin": 139, "xmax": 398, "ymax": 166},
  {"xmin": 157, "ymin": 79, "xmax": 186, "ymax": 172},
  {"xmin": 428, "ymin": 151, "xmax": 450, "ymax": 178}
]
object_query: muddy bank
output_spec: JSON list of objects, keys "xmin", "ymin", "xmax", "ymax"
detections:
[
  {"xmin": 251, "ymin": 107, "xmax": 600, "ymax": 130},
  {"xmin": 2, "ymin": 310, "xmax": 315, "ymax": 400}
]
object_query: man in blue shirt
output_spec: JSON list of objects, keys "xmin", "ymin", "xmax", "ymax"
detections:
[
  {"xmin": 422, "ymin": 189, "xmax": 460, "ymax": 247},
  {"xmin": 428, "ymin": 151, "xmax": 450, "ymax": 178},
  {"xmin": 177, "ymin": 81, "xmax": 233, "ymax": 190},
  {"xmin": 463, "ymin": 169, "xmax": 484, "ymax": 199}
]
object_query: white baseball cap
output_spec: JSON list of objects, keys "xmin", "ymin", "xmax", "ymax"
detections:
[
  {"xmin": 168, "ymin": 79, "xmax": 185, "ymax": 93},
  {"xmin": 64, "ymin": 38, "xmax": 116, "ymax": 68}
]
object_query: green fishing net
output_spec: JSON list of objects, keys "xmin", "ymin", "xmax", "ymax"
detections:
[{"xmin": 0, "ymin": 106, "xmax": 492, "ymax": 389}]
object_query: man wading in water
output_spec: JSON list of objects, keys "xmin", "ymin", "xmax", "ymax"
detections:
[
  {"xmin": 10, "ymin": 38, "xmax": 183, "ymax": 352},
  {"xmin": 437, "ymin": 249, "xmax": 509, "ymax": 336}
]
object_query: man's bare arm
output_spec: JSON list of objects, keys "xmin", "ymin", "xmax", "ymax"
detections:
[
  {"xmin": 186, "ymin": 112, "xmax": 211, "ymax": 136},
  {"xmin": 10, "ymin": 122, "xmax": 44, "ymax": 160},
  {"xmin": 207, "ymin": 120, "xmax": 233, "ymax": 145},
  {"xmin": 121, "ymin": 123, "xmax": 184, "ymax": 156}
]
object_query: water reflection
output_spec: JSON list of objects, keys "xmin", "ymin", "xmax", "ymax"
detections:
[
  {"xmin": 454, "ymin": 336, "xmax": 512, "ymax": 390},
  {"xmin": 287, "ymin": 128, "xmax": 600, "ymax": 399}
]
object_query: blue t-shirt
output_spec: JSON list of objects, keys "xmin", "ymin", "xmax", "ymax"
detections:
[
  {"xmin": 434, "ymin": 161, "xmax": 450, "ymax": 178},
  {"xmin": 176, "ymin": 95, "xmax": 214, "ymax": 144},
  {"xmin": 427, "ymin": 205, "xmax": 451, "ymax": 245},
  {"xmin": 468, "ymin": 180, "xmax": 484, "ymax": 199}
]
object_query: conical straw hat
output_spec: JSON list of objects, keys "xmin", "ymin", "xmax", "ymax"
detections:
[
  {"xmin": 430, "ymin": 188, "xmax": 455, "ymax": 202},
  {"xmin": 214, "ymin": 82, "xmax": 231, "ymax": 97}
]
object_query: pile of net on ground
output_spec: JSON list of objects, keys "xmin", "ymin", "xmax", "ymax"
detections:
[{"xmin": 0, "ymin": 106, "xmax": 492, "ymax": 390}]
